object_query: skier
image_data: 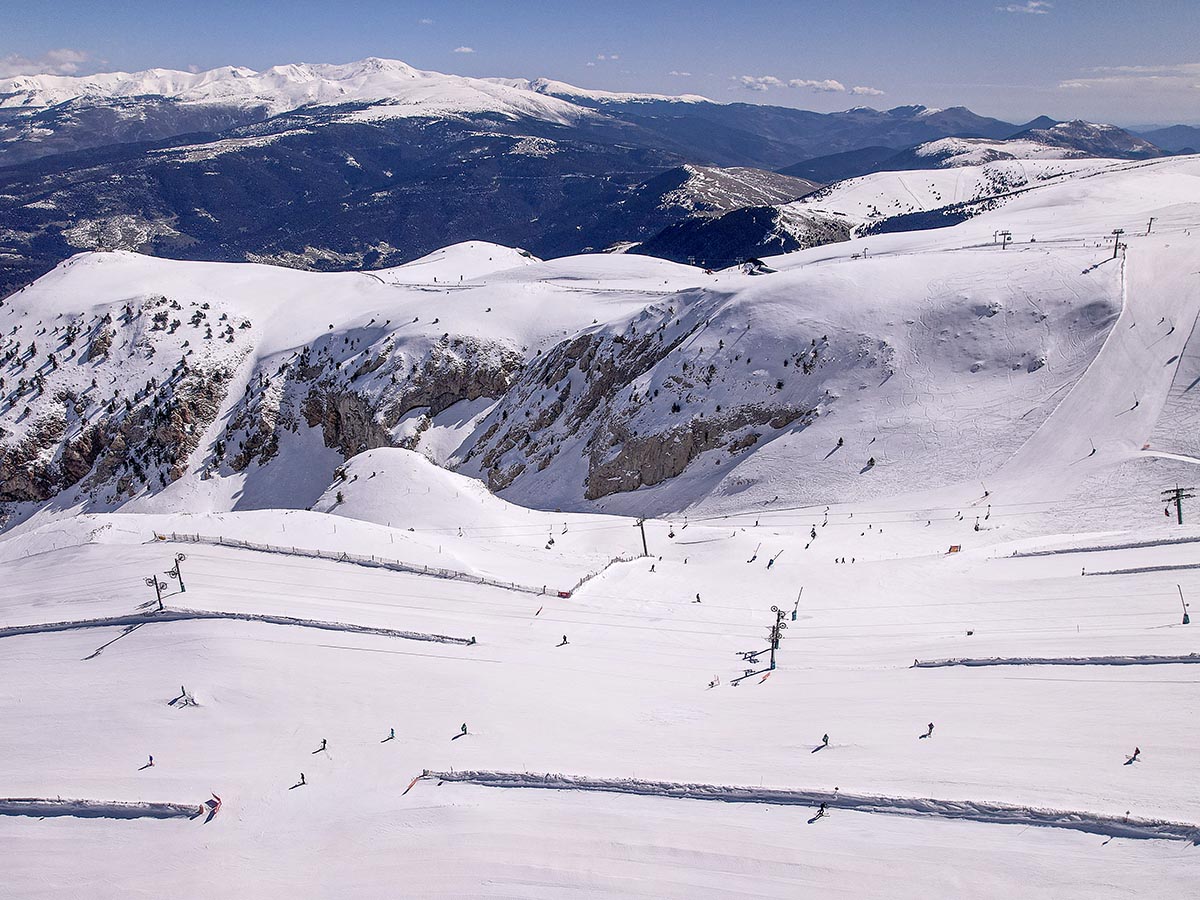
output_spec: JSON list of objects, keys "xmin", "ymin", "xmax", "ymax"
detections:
[
  {"xmin": 460, "ymin": 723, "xmax": 468, "ymax": 736},
  {"xmin": 388, "ymin": 727, "xmax": 395, "ymax": 741},
  {"xmin": 299, "ymin": 772, "xmax": 306, "ymax": 785},
  {"xmin": 920, "ymin": 722, "xmax": 934, "ymax": 739},
  {"xmin": 148, "ymin": 755, "xmax": 154, "ymax": 767},
  {"xmin": 1129, "ymin": 746, "xmax": 1141, "ymax": 763},
  {"xmin": 558, "ymin": 634, "xmax": 569, "ymax": 646},
  {"xmin": 767, "ymin": 557, "xmax": 775, "ymax": 570},
  {"xmin": 837, "ymin": 437, "xmax": 843, "ymax": 447},
  {"xmin": 822, "ymin": 733, "xmax": 829, "ymax": 748},
  {"xmin": 695, "ymin": 593, "xmax": 702, "ymax": 603}
]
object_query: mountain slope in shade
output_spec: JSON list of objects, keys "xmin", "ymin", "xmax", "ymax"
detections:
[
  {"xmin": 1010, "ymin": 120, "xmax": 1163, "ymax": 159},
  {"xmin": 1135, "ymin": 124, "xmax": 1200, "ymax": 154},
  {"xmin": 782, "ymin": 123, "xmax": 1164, "ymax": 184}
]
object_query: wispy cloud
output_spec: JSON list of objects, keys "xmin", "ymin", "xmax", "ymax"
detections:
[
  {"xmin": 997, "ymin": 1, "xmax": 1052, "ymax": 13},
  {"xmin": 733, "ymin": 74, "xmax": 883, "ymax": 96},
  {"xmin": 596, "ymin": 53, "xmax": 619, "ymax": 61},
  {"xmin": 453, "ymin": 46, "xmax": 475, "ymax": 54},
  {"xmin": 1057, "ymin": 61, "xmax": 1200, "ymax": 92},
  {"xmin": 0, "ymin": 48, "xmax": 91, "ymax": 78},
  {"xmin": 668, "ymin": 70, "xmax": 692, "ymax": 77},
  {"xmin": 418, "ymin": 17, "xmax": 434, "ymax": 25}
]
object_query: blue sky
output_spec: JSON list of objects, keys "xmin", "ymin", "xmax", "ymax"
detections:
[{"xmin": 5, "ymin": 0, "xmax": 1199, "ymax": 125}]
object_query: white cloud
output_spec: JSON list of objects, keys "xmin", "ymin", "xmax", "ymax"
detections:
[
  {"xmin": 733, "ymin": 74, "xmax": 784, "ymax": 92},
  {"xmin": 668, "ymin": 70, "xmax": 692, "ymax": 77},
  {"xmin": 997, "ymin": 1, "xmax": 1052, "ymax": 13},
  {"xmin": 418, "ymin": 17, "xmax": 434, "ymax": 25},
  {"xmin": 789, "ymin": 78, "xmax": 846, "ymax": 92},
  {"xmin": 595, "ymin": 53, "xmax": 620, "ymax": 61},
  {"xmin": 585, "ymin": 61, "xmax": 596, "ymax": 67},
  {"xmin": 734, "ymin": 74, "xmax": 883, "ymax": 96},
  {"xmin": 0, "ymin": 48, "xmax": 91, "ymax": 77},
  {"xmin": 453, "ymin": 46, "xmax": 475, "ymax": 54}
]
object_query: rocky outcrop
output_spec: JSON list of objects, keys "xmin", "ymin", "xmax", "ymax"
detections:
[
  {"xmin": 585, "ymin": 403, "xmax": 812, "ymax": 499},
  {"xmin": 0, "ymin": 364, "xmax": 232, "ymax": 503},
  {"xmin": 220, "ymin": 334, "xmax": 524, "ymax": 472},
  {"xmin": 303, "ymin": 390, "xmax": 395, "ymax": 458},
  {"xmin": 466, "ymin": 291, "xmax": 840, "ymax": 501}
]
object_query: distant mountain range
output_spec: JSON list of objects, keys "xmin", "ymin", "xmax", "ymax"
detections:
[{"xmin": 0, "ymin": 57, "xmax": 1193, "ymax": 294}]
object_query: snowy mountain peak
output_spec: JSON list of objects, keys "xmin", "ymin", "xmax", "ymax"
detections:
[{"xmin": 0, "ymin": 57, "xmax": 596, "ymax": 125}]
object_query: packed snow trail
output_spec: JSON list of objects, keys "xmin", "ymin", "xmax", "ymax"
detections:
[
  {"xmin": 0, "ymin": 609, "xmax": 474, "ymax": 645},
  {"xmin": 913, "ymin": 654, "xmax": 1200, "ymax": 668},
  {"xmin": 0, "ymin": 798, "xmax": 204, "ymax": 820},
  {"xmin": 421, "ymin": 771, "xmax": 1200, "ymax": 843},
  {"xmin": 995, "ymin": 236, "xmax": 1200, "ymax": 500}
]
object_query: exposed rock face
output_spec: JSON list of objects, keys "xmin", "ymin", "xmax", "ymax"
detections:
[
  {"xmin": 303, "ymin": 390, "xmax": 395, "ymax": 459},
  {"xmin": 0, "ymin": 411, "xmax": 67, "ymax": 501},
  {"xmin": 85, "ymin": 321, "xmax": 114, "ymax": 362},
  {"xmin": 464, "ymin": 289, "xmax": 842, "ymax": 502},
  {"xmin": 584, "ymin": 403, "xmax": 811, "ymax": 500},
  {"xmin": 220, "ymin": 333, "xmax": 524, "ymax": 473},
  {"xmin": 0, "ymin": 364, "xmax": 232, "ymax": 503}
]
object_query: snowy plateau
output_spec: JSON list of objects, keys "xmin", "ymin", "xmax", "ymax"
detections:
[{"xmin": 1, "ymin": 59, "xmax": 1200, "ymax": 900}]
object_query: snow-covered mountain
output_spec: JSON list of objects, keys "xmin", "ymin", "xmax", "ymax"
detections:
[
  {"xmin": 0, "ymin": 57, "xmax": 593, "ymax": 123},
  {"xmin": 486, "ymin": 76, "xmax": 712, "ymax": 105},
  {"xmin": 4, "ymin": 154, "xmax": 1198, "ymax": 530},
  {"xmin": 0, "ymin": 56, "xmax": 1185, "ymax": 306},
  {"xmin": 1012, "ymin": 120, "xmax": 1163, "ymax": 159}
]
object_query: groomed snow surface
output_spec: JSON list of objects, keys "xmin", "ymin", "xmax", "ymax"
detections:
[{"xmin": 3, "ymin": 156, "xmax": 1200, "ymax": 897}]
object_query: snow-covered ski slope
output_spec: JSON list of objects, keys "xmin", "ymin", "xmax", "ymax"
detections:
[{"xmin": 2, "ymin": 155, "xmax": 1200, "ymax": 898}]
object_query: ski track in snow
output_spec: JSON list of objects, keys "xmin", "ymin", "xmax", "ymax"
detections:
[
  {"xmin": 422, "ymin": 770, "xmax": 1200, "ymax": 843},
  {"xmin": 0, "ymin": 608, "xmax": 473, "ymax": 646}
]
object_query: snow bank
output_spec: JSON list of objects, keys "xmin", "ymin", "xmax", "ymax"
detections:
[
  {"xmin": 0, "ymin": 607, "xmax": 474, "ymax": 645},
  {"xmin": 423, "ymin": 770, "xmax": 1200, "ymax": 843},
  {"xmin": 913, "ymin": 654, "xmax": 1200, "ymax": 668},
  {"xmin": 0, "ymin": 798, "xmax": 202, "ymax": 820}
]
